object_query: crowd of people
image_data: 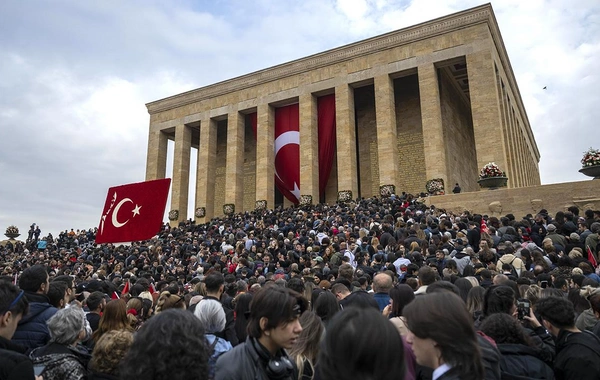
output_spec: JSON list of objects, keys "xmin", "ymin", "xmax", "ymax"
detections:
[{"xmin": 1, "ymin": 193, "xmax": 600, "ymax": 380}]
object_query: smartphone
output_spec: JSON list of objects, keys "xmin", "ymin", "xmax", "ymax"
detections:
[
  {"xmin": 517, "ymin": 298, "xmax": 531, "ymax": 320},
  {"xmin": 33, "ymin": 364, "xmax": 45, "ymax": 376},
  {"xmin": 540, "ymin": 280, "xmax": 548, "ymax": 289}
]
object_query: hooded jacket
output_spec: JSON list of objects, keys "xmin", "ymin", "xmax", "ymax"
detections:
[
  {"xmin": 553, "ymin": 329, "xmax": 600, "ymax": 380},
  {"xmin": 495, "ymin": 343, "xmax": 554, "ymax": 379},
  {"xmin": 12, "ymin": 292, "xmax": 58, "ymax": 351}
]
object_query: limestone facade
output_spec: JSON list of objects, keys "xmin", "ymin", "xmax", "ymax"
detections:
[{"xmin": 145, "ymin": 4, "xmax": 540, "ymax": 224}]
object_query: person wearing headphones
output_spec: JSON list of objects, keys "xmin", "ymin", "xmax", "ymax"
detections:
[{"xmin": 216, "ymin": 284, "xmax": 308, "ymax": 380}]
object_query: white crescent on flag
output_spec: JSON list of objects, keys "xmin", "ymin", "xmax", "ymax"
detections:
[{"xmin": 274, "ymin": 130, "xmax": 301, "ymax": 200}]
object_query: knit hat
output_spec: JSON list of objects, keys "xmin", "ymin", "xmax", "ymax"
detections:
[
  {"xmin": 546, "ymin": 224, "xmax": 556, "ymax": 232},
  {"xmin": 569, "ymin": 232, "xmax": 580, "ymax": 241}
]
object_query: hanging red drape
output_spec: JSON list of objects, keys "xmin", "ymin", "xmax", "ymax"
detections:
[
  {"xmin": 317, "ymin": 94, "xmax": 336, "ymax": 198},
  {"xmin": 274, "ymin": 104, "xmax": 300, "ymax": 204}
]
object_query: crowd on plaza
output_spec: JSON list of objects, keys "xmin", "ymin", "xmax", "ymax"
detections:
[{"xmin": 2, "ymin": 193, "xmax": 600, "ymax": 380}]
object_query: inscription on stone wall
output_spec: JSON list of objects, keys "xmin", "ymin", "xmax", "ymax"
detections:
[
  {"xmin": 397, "ymin": 132, "xmax": 426, "ymax": 194},
  {"xmin": 370, "ymin": 141, "xmax": 380, "ymax": 195},
  {"xmin": 355, "ymin": 85, "xmax": 378, "ymax": 198}
]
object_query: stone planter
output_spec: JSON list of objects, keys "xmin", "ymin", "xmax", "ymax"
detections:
[
  {"xmin": 4, "ymin": 233, "xmax": 20, "ymax": 240},
  {"xmin": 580, "ymin": 165, "xmax": 600, "ymax": 179},
  {"xmin": 478, "ymin": 176, "xmax": 508, "ymax": 189}
]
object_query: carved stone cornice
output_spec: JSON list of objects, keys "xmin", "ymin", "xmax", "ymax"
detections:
[{"xmin": 146, "ymin": 4, "xmax": 493, "ymax": 115}]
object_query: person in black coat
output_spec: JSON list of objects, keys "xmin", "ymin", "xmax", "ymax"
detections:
[
  {"xmin": 480, "ymin": 313, "xmax": 554, "ymax": 379},
  {"xmin": 216, "ymin": 285, "xmax": 308, "ymax": 380},
  {"xmin": 0, "ymin": 281, "xmax": 36, "ymax": 380},
  {"xmin": 536, "ymin": 296, "xmax": 600, "ymax": 380}
]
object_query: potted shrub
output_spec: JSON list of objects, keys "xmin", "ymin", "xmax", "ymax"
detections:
[
  {"xmin": 478, "ymin": 162, "xmax": 508, "ymax": 189},
  {"xmin": 580, "ymin": 148, "xmax": 600, "ymax": 179}
]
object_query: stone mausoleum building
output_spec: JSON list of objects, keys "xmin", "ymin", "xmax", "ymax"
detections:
[{"xmin": 145, "ymin": 3, "xmax": 542, "ymax": 224}]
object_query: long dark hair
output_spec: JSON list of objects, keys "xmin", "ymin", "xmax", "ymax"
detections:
[
  {"xmin": 318, "ymin": 306, "xmax": 405, "ymax": 380},
  {"xmin": 389, "ymin": 284, "xmax": 414, "ymax": 316},
  {"xmin": 234, "ymin": 293, "xmax": 253, "ymax": 342},
  {"xmin": 404, "ymin": 292, "xmax": 484, "ymax": 380}
]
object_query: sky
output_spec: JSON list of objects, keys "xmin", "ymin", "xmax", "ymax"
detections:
[{"xmin": 0, "ymin": 0, "xmax": 598, "ymax": 238}]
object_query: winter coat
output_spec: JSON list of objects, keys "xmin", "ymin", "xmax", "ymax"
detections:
[
  {"xmin": 12, "ymin": 292, "xmax": 58, "ymax": 351},
  {"xmin": 30, "ymin": 342, "xmax": 90, "ymax": 380},
  {"xmin": 553, "ymin": 329, "xmax": 600, "ymax": 380},
  {"xmin": 0, "ymin": 336, "xmax": 35, "ymax": 380},
  {"xmin": 496, "ymin": 343, "xmax": 554, "ymax": 379},
  {"xmin": 215, "ymin": 337, "xmax": 297, "ymax": 380},
  {"xmin": 575, "ymin": 308, "xmax": 598, "ymax": 332}
]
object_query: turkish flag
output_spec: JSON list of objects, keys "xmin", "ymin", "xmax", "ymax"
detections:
[
  {"xmin": 95, "ymin": 179, "xmax": 171, "ymax": 244},
  {"xmin": 588, "ymin": 245, "xmax": 598, "ymax": 268},
  {"xmin": 275, "ymin": 104, "xmax": 300, "ymax": 204}
]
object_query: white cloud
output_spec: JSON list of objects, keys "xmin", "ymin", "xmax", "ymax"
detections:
[{"xmin": 0, "ymin": 0, "xmax": 598, "ymax": 237}]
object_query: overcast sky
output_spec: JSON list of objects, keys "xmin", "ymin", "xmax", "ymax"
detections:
[{"xmin": 0, "ymin": 0, "xmax": 598, "ymax": 238}]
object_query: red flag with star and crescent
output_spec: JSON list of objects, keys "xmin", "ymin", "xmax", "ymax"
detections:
[
  {"xmin": 274, "ymin": 104, "xmax": 300, "ymax": 204},
  {"xmin": 95, "ymin": 179, "xmax": 171, "ymax": 244}
]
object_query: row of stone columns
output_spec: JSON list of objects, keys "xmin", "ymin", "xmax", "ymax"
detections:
[{"xmin": 147, "ymin": 49, "xmax": 519, "ymax": 223}]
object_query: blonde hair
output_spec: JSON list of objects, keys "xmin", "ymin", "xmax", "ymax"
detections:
[
  {"xmin": 155, "ymin": 291, "xmax": 185, "ymax": 313},
  {"xmin": 90, "ymin": 329, "xmax": 134, "ymax": 375}
]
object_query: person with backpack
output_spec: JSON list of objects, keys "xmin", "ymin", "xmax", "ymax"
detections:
[{"xmin": 495, "ymin": 245, "xmax": 526, "ymax": 277}]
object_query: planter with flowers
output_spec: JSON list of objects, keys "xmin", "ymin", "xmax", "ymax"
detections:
[
  {"xmin": 425, "ymin": 179, "xmax": 445, "ymax": 195},
  {"xmin": 478, "ymin": 162, "xmax": 508, "ymax": 189},
  {"xmin": 379, "ymin": 184, "xmax": 396, "ymax": 197},
  {"xmin": 580, "ymin": 148, "xmax": 600, "ymax": 179},
  {"xmin": 168, "ymin": 210, "xmax": 179, "ymax": 221},
  {"xmin": 223, "ymin": 204, "xmax": 235, "ymax": 215},
  {"xmin": 337, "ymin": 190, "xmax": 353, "ymax": 203},
  {"xmin": 195, "ymin": 207, "xmax": 206, "ymax": 218},
  {"xmin": 4, "ymin": 225, "xmax": 20, "ymax": 240},
  {"xmin": 299, "ymin": 195, "xmax": 313, "ymax": 206}
]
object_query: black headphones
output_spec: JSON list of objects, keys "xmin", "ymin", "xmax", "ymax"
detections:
[{"xmin": 251, "ymin": 338, "xmax": 294, "ymax": 380}]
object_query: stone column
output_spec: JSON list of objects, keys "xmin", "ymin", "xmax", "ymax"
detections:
[
  {"xmin": 501, "ymin": 89, "xmax": 516, "ymax": 188},
  {"xmin": 170, "ymin": 124, "xmax": 191, "ymax": 225},
  {"xmin": 418, "ymin": 63, "xmax": 448, "ymax": 189},
  {"xmin": 467, "ymin": 50, "xmax": 508, "ymax": 179},
  {"xmin": 374, "ymin": 74, "xmax": 400, "ymax": 194},
  {"xmin": 196, "ymin": 117, "xmax": 217, "ymax": 223},
  {"xmin": 496, "ymin": 76, "xmax": 514, "ymax": 189},
  {"xmin": 507, "ymin": 103, "xmax": 521, "ymax": 187},
  {"xmin": 145, "ymin": 127, "xmax": 168, "ymax": 180},
  {"xmin": 335, "ymin": 84, "xmax": 358, "ymax": 199},
  {"xmin": 225, "ymin": 110, "xmax": 245, "ymax": 213},
  {"xmin": 255, "ymin": 103, "xmax": 275, "ymax": 209},
  {"xmin": 299, "ymin": 92, "xmax": 319, "ymax": 204}
]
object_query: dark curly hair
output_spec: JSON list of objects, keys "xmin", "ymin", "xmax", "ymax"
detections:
[
  {"xmin": 119, "ymin": 309, "xmax": 209, "ymax": 380},
  {"xmin": 535, "ymin": 296, "xmax": 575, "ymax": 329},
  {"xmin": 479, "ymin": 313, "xmax": 532, "ymax": 345}
]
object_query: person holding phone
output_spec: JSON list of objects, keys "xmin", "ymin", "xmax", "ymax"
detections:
[
  {"xmin": 480, "ymin": 313, "xmax": 554, "ymax": 379},
  {"xmin": 0, "ymin": 281, "xmax": 39, "ymax": 380}
]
